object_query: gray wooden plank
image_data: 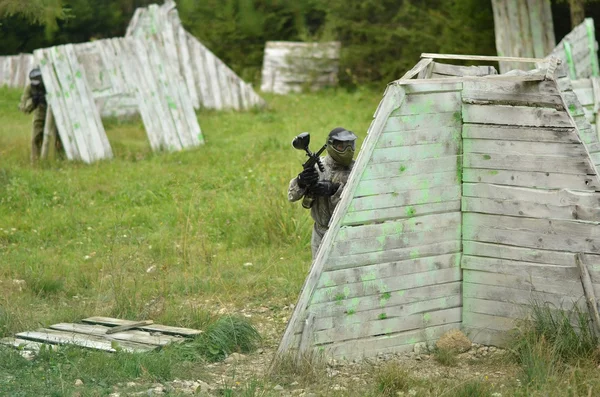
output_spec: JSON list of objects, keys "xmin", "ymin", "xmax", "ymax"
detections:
[
  {"xmin": 49, "ymin": 323, "xmax": 183, "ymax": 346},
  {"xmin": 349, "ymin": 185, "xmax": 461, "ymax": 212},
  {"xmin": 462, "ymin": 326, "xmax": 511, "ymax": 347},
  {"xmin": 319, "ymin": 253, "xmax": 460, "ymax": 288},
  {"xmin": 462, "ymin": 196, "xmax": 579, "ymax": 220},
  {"xmin": 462, "ymin": 104, "xmax": 572, "ymax": 127},
  {"xmin": 331, "ymin": 226, "xmax": 460, "ymax": 257},
  {"xmin": 392, "ymin": 91, "xmax": 461, "ymax": 116},
  {"xmin": 343, "ymin": 200, "xmax": 461, "ymax": 226},
  {"xmin": 464, "ymin": 270, "xmax": 583, "ymax": 297},
  {"xmin": 361, "ymin": 156, "xmax": 458, "ymax": 180},
  {"xmin": 313, "ymin": 307, "xmax": 461, "ymax": 345},
  {"xmin": 463, "ymin": 139, "xmax": 587, "ymax": 156},
  {"xmin": 0, "ymin": 337, "xmax": 47, "ymax": 352},
  {"xmin": 464, "ymin": 153, "xmax": 593, "ymax": 174},
  {"xmin": 312, "ymin": 267, "xmax": 461, "ymax": 305},
  {"xmin": 383, "ymin": 111, "xmax": 461, "ymax": 132},
  {"xmin": 376, "ymin": 127, "xmax": 460, "ymax": 148},
  {"xmin": 337, "ymin": 212, "xmax": 460, "ymax": 241},
  {"xmin": 463, "ymin": 241, "xmax": 575, "ymax": 266},
  {"xmin": 462, "ymin": 124, "xmax": 579, "ymax": 143},
  {"xmin": 401, "ymin": 82, "xmax": 462, "ymax": 94},
  {"xmin": 462, "ymin": 169, "xmax": 598, "ymax": 190},
  {"xmin": 16, "ymin": 329, "xmax": 155, "ymax": 352},
  {"xmin": 461, "ymin": 255, "xmax": 578, "ymax": 279},
  {"xmin": 462, "ymin": 311, "xmax": 516, "ymax": 331},
  {"xmin": 354, "ymin": 171, "xmax": 458, "ymax": 196},
  {"xmin": 462, "ymin": 183, "xmax": 600, "ymax": 207},
  {"xmin": 464, "ymin": 298, "xmax": 531, "ymax": 319},
  {"xmin": 81, "ymin": 317, "xmax": 202, "ymax": 336},
  {"xmin": 326, "ymin": 240, "xmax": 461, "ymax": 271}
]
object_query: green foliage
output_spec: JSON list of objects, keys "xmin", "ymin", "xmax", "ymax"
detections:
[
  {"xmin": 434, "ymin": 347, "xmax": 459, "ymax": 367},
  {"xmin": 375, "ymin": 362, "xmax": 420, "ymax": 397},
  {"xmin": 192, "ymin": 315, "xmax": 262, "ymax": 362}
]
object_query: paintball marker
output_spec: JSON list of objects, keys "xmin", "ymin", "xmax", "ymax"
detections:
[
  {"xmin": 30, "ymin": 82, "xmax": 46, "ymax": 107},
  {"xmin": 292, "ymin": 132, "xmax": 326, "ymax": 208}
]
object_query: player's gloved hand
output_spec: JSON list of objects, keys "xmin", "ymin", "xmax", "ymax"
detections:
[{"xmin": 297, "ymin": 167, "xmax": 319, "ymax": 188}]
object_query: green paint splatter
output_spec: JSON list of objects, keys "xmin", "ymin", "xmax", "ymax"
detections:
[
  {"xmin": 488, "ymin": 170, "xmax": 498, "ymax": 175},
  {"xmin": 346, "ymin": 309, "xmax": 356, "ymax": 315},
  {"xmin": 482, "ymin": 154, "xmax": 491, "ymax": 160},
  {"xmin": 378, "ymin": 313, "xmax": 388, "ymax": 320},
  {"xmin": 569, "ymin": 104, "xmax": 577, "ymax": 113},
  {"xmin": 75, "ymin": 71, "xmax": 82, "ymax": 79},
  {"xmin": 361, "ymin": 272, "xmax": 377, "ymax": 282},
  {"xmin": 380, "ymin": 292, "xmax": 391, "ymax": 307},
  {"xmin": 453, "ymin": 111, "xmax": 462, "ymax": 123},
  {"xmin": 410, "ymin": 250, "xmax": 419, "ymax": 259},
  {"xmin": 423, "ymin": 313, "xmax": 432, "ymax": 322},
  {"xmin": 399, "ymin": 165, "xmax": 406, "ymax": 172},
  {"xmin": 334, "ymin": 293, "xmax": 345, "ymax": 304},
  {"xmin": 391, "ymin": 192, "xmax": 399, "ymax": 197},
  {"xmin": 405, "ymin": 206, "xmax": 416, "ymax": 217}
]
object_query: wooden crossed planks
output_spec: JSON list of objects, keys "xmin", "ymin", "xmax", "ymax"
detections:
[{"xmin": 0, "ymin": 317, "xmax": 201, "ymax": 354}]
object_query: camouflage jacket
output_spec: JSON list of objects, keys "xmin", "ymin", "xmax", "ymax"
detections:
[
  {"xmin": 19, "ymin": 84, "xmax": 46, "ymax": 114},
  {"xmin": 288, "ymin": 155, "xmax": 355, "ymax": 232}
]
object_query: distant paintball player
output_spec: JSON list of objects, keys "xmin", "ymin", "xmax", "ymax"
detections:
[
  {"xmin": 288, "ymin": 127, "xmax": 358, "ymax": 258},
  {"xmin": 19, "ymin": 67, "xmax": 63, "ymax": 162}
]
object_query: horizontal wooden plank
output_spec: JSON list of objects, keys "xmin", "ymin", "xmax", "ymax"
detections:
[
  {"xmin": 383, "ymin": 111, "xmax": 461, "ymax": 132},
  {"xmin": 463, "ymin": 139, "xmax": 587, "ymax": 156},
  {"xmin": 462, "ymin": 183, "xmax": 600, "ymax": 207},
  {"xmin": 464, "ymin": 298, "xmax": 531, "ymax": 319},
  {"xmin": 319, "ymin": 253, "xmax": 461, "ymax": 288},
  {"xmin": 325, "ymin": 241, "xmax": 461, "ymax": 270},
  {"xmin": 462, "ymin": 196, "xmax": 578, "ymax": 219},
  {"xmin": 463, "ymin": 282, "xmax": 587, "ymax": 309},
  {"xmin": 461, "ymin": 255, "xmax": 578, "ymax": 279},
  {"xmin": 463, "ymin": 153, "xmax": 593, "ymax": 174},
  {"xmin": 361, "ymin": 156, "xmax": 459, "ymax": 180},
  {"xmin": 463, "ymin": 224, "xmax": 600, "ymax": 254},
  {"xmin": 464, "ymin": 213, "xmax": 600, "ymax": 238},
  {"xmin": 370, "ymin": 143, "xmax": 460, "ymax": 164},
  {"xmin": 324, "ymin": 323, "xmax": 460, "ymax": 360},
  {"xmin": 309, "ymin": 282, "xmax": 462, "ymax": 319},
  {"xmin": 337, "ymin": 212, "xmax": 461, "ymax": 241},
  {"xmin": 432, "ymin": 63, "xmax": 496, "ymax": 77},
  {"xmin": 401, "ymin": 82, "xmax": 462, "ymax": 94},
  {"xmin": 16, "ymin": 329, "xmax": 155, "ymax": 353},
  {"xmin": 343, "ymin": 200, "xmax": 461, "ymax": 226},
  {"xmin": 81, "ymin": 317, "xmax": 202, "ymax": 336},
  {"xmin": 313, "ymin": 307, "xmax": 461, "ymax": 345},
  {"xmin": 463, "ymin": 241, "xmax": 575, "ymax": 266},
  {"xmin": 312, "ymin": 267, "xmax": 461, "ymax": 304},
  {"xmin": 331, "ymin": 226, "xmax": 460, "ymax": 257},
  {"xmin": 392, "ymin": 91, "xmax": 461, "ymax": 116},
  {"xmin": 463, "ymin": 90, "xmax": 564, "ymax": 109},
  {"xmin": 462, "ymin": 79, "xmax": 560, "ymax": 96},
  {"xmin": 462, "ymin": 104, "xmax": 572, "ymax": 127},
  {"xmin": 49, "ymin": 323, "xmax": 183, "ymax": 346},
  {"xmin": 463, "ymin": 270, "xmax": 583, "ymax": 297},
  {"xmin": 348, "ymin": 185, "xmax": 461, "ymax": 212},
  {"xmin": 462, "ymin": 124, "xmax": 579, "ymax": 143},
  {"xmin": 314, "ymin": 295, "xmax": 462, "ymax": 331},
  {"xmin": 355, "ymin": 171, "xmax": 458, "ymax": 197},
  {"xmin": 462, "ymin": 311, "xmax": 516, "ymax": 331},
  {"xmin": 0, "ymin": 337, "xmax": 47, "ymax": 352},
  {"xmin": 462, "ymin": 169, "xmax": 598, "ymax": 190},
  {"xmin": 375, "ymin": 128, "xmax": 460, "ymax": 149}
]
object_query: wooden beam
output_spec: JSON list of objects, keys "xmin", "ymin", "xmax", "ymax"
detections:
[
  {"xmin": 576, "ymin": 253, "xmax": 600, "ymax": 335},
  {"xmin": 421, "ymin": 53, "xmax": 551, "ymax": 64}
]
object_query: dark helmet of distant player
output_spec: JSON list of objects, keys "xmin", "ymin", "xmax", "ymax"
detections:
[
  {"xmin": 326, "ymin": 127, "xmax": 357, "ymax": 166},
  {"xmin": 29, "ymin": 67, "xmax": 43, "ymax": 86}
]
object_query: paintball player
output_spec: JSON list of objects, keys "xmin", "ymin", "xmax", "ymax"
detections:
[
  {"xmin": 288, "ymin": 127, "xmax": 358, "ymax": 258},
  {"xmin": 19, "ymin": 67, "xmax": 63, "ymax": 162}
]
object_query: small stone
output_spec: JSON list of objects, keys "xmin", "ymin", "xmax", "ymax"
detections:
[
  {"xmin": 74, "ymin": 379, "xmax": 84, "ymax": 387},
  {"xmin": 146, "ymin": 265, "xmax": 156, "ymax": 273},
  {"xmin": 413, "ymin": 342, "xmax": 428, "ymax": 355},
  {"xmin": 274, "ymin": 384, "xmax": 284, "ymax": 391},
  {"xmin": 243, "ymin": 262, "xmax": 253, "ymax": 267},
  {"xmin": 108, "ymin": 394, "xmax": 120, "ymax": 397},
  {"xmin": 126, "ymin": 382, "xmax": 137, "ymax": 387},
  {"xmin": 436, "ymin": 329, "xmax": 471, "ymax": 353},
  {"xmin": 291, "ymin": 381, "xmax": 299, "ymax": 386},
  {"xmin": 224, "ymin": 352, "xmax": 246, "ymax": 364}
]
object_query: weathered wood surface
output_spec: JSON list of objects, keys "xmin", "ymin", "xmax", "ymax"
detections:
[
  {"xmin": 49, "ymin": 323, "xmax": 183, "ymax": 346},
  {"xmin": 490, "ymin": 0, "xmax": 555, "ymax": 73},
  {"xmin": 126, "ymin": 1, "xmax": 264, "ymax": 110},
  {"xmin": 462, "ymin": 104, "xmax": 572, "ymax": 127},
  {"xmin": 431, "ymin": 62, "xmax": 497, "ymax": 77},
  {"xmin": 16, "ymin": 329, "xmax": 154, "ymax": 353},
  {"xmin": 0, "ymin": 337, "xmax": 47, "ymax": 352},
  {"xmin": 462, "ymin": 124, "xmax": 579, "ymax": 143},
  {"xmin": 576, "ymin": 254, "xmax": 600, "ymax": 334},
  {"xmin": 462, "ymin": 169, "xmax": 597, "ymax": 191},
  {"xmin": 549, "ymin": 18, "xmax": 599, "ymax": 80},
  {"xmin": 0, "ymin": 53, "xmax": 35, "ymax": 88},
  {"xmin": 261, "ymin": 41, "xmax": 341, "ymax": 94},
  {"xmin": 82, "ymin": 317, "xmax": 202, "ymax": 337}
]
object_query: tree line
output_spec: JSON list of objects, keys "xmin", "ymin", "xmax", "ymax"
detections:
[{"xmin": 0, "ymin": 0, "xmax": 596, "ymax": 86}]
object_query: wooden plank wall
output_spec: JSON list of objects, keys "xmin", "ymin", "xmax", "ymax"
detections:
[
  {"xmin": 0, "ymin": 53, "xmax": 35, "ymax": 88},
  {"xmin": 460, "ymin": 77, "xmax": 600, "ymax": 346},
  {"xmin": 33, "ymin": 37, "xmax": 204, "ymax": 162},
  {"xmin": 491, "ymin": 0, "xmax": 555, "ymax": 73},
  {"xmin": 277, "ymin": 81, "xmax": 464, "ymax": 361},
  {"xmin": 420, "ymin": 62, "xmax": 498, "ymax": 79},
  {"xmin": 549, "ymin": 18, "xmax": 599, "ymax": 80},
  {"xmin": 260, "ymin": 41, "xmax": 341, "ymax": 95},
  {"xmin": 126, "ymin": 1, "xmax": 264, "ymax": 111}
]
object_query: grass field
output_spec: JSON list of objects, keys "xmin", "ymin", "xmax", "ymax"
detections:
[{"xmin": 3, "ymin": 86, "xmax": 600, "ymax": 396}]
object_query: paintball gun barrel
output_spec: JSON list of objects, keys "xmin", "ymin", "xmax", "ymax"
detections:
[{"xmin": 292, "ymin": 132, "xmax": 326, "ymax": 208}]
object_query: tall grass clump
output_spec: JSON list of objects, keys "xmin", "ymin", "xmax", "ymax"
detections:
[
  {"xmin": 511, "ymin": 302, "xmax": 599, "ymax": 389},
  {"xmin": 270, "ymin": 349, "xmax": 326, "ymax": 386},
  {"xmin": 374, "ymin": 362, "xmax": 421, "ymax": 397},
  {"xmin": 174, "ymin": 315, "xmax": 261, "ymax": 362}
]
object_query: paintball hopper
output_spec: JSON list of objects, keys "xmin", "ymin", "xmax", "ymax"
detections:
[{"xmin": 292, "ymin": 132, "xmax": 311, "ymax": 151}]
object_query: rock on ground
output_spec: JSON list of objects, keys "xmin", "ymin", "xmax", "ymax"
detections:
[{"xmin": 436, "ymin": 329, "xmax": 471, "ymax": 353}]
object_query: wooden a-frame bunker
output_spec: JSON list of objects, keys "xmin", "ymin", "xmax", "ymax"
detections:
[{"xmin": 275, "ymin": 54, "xmax": 600, "ymax": 361}]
